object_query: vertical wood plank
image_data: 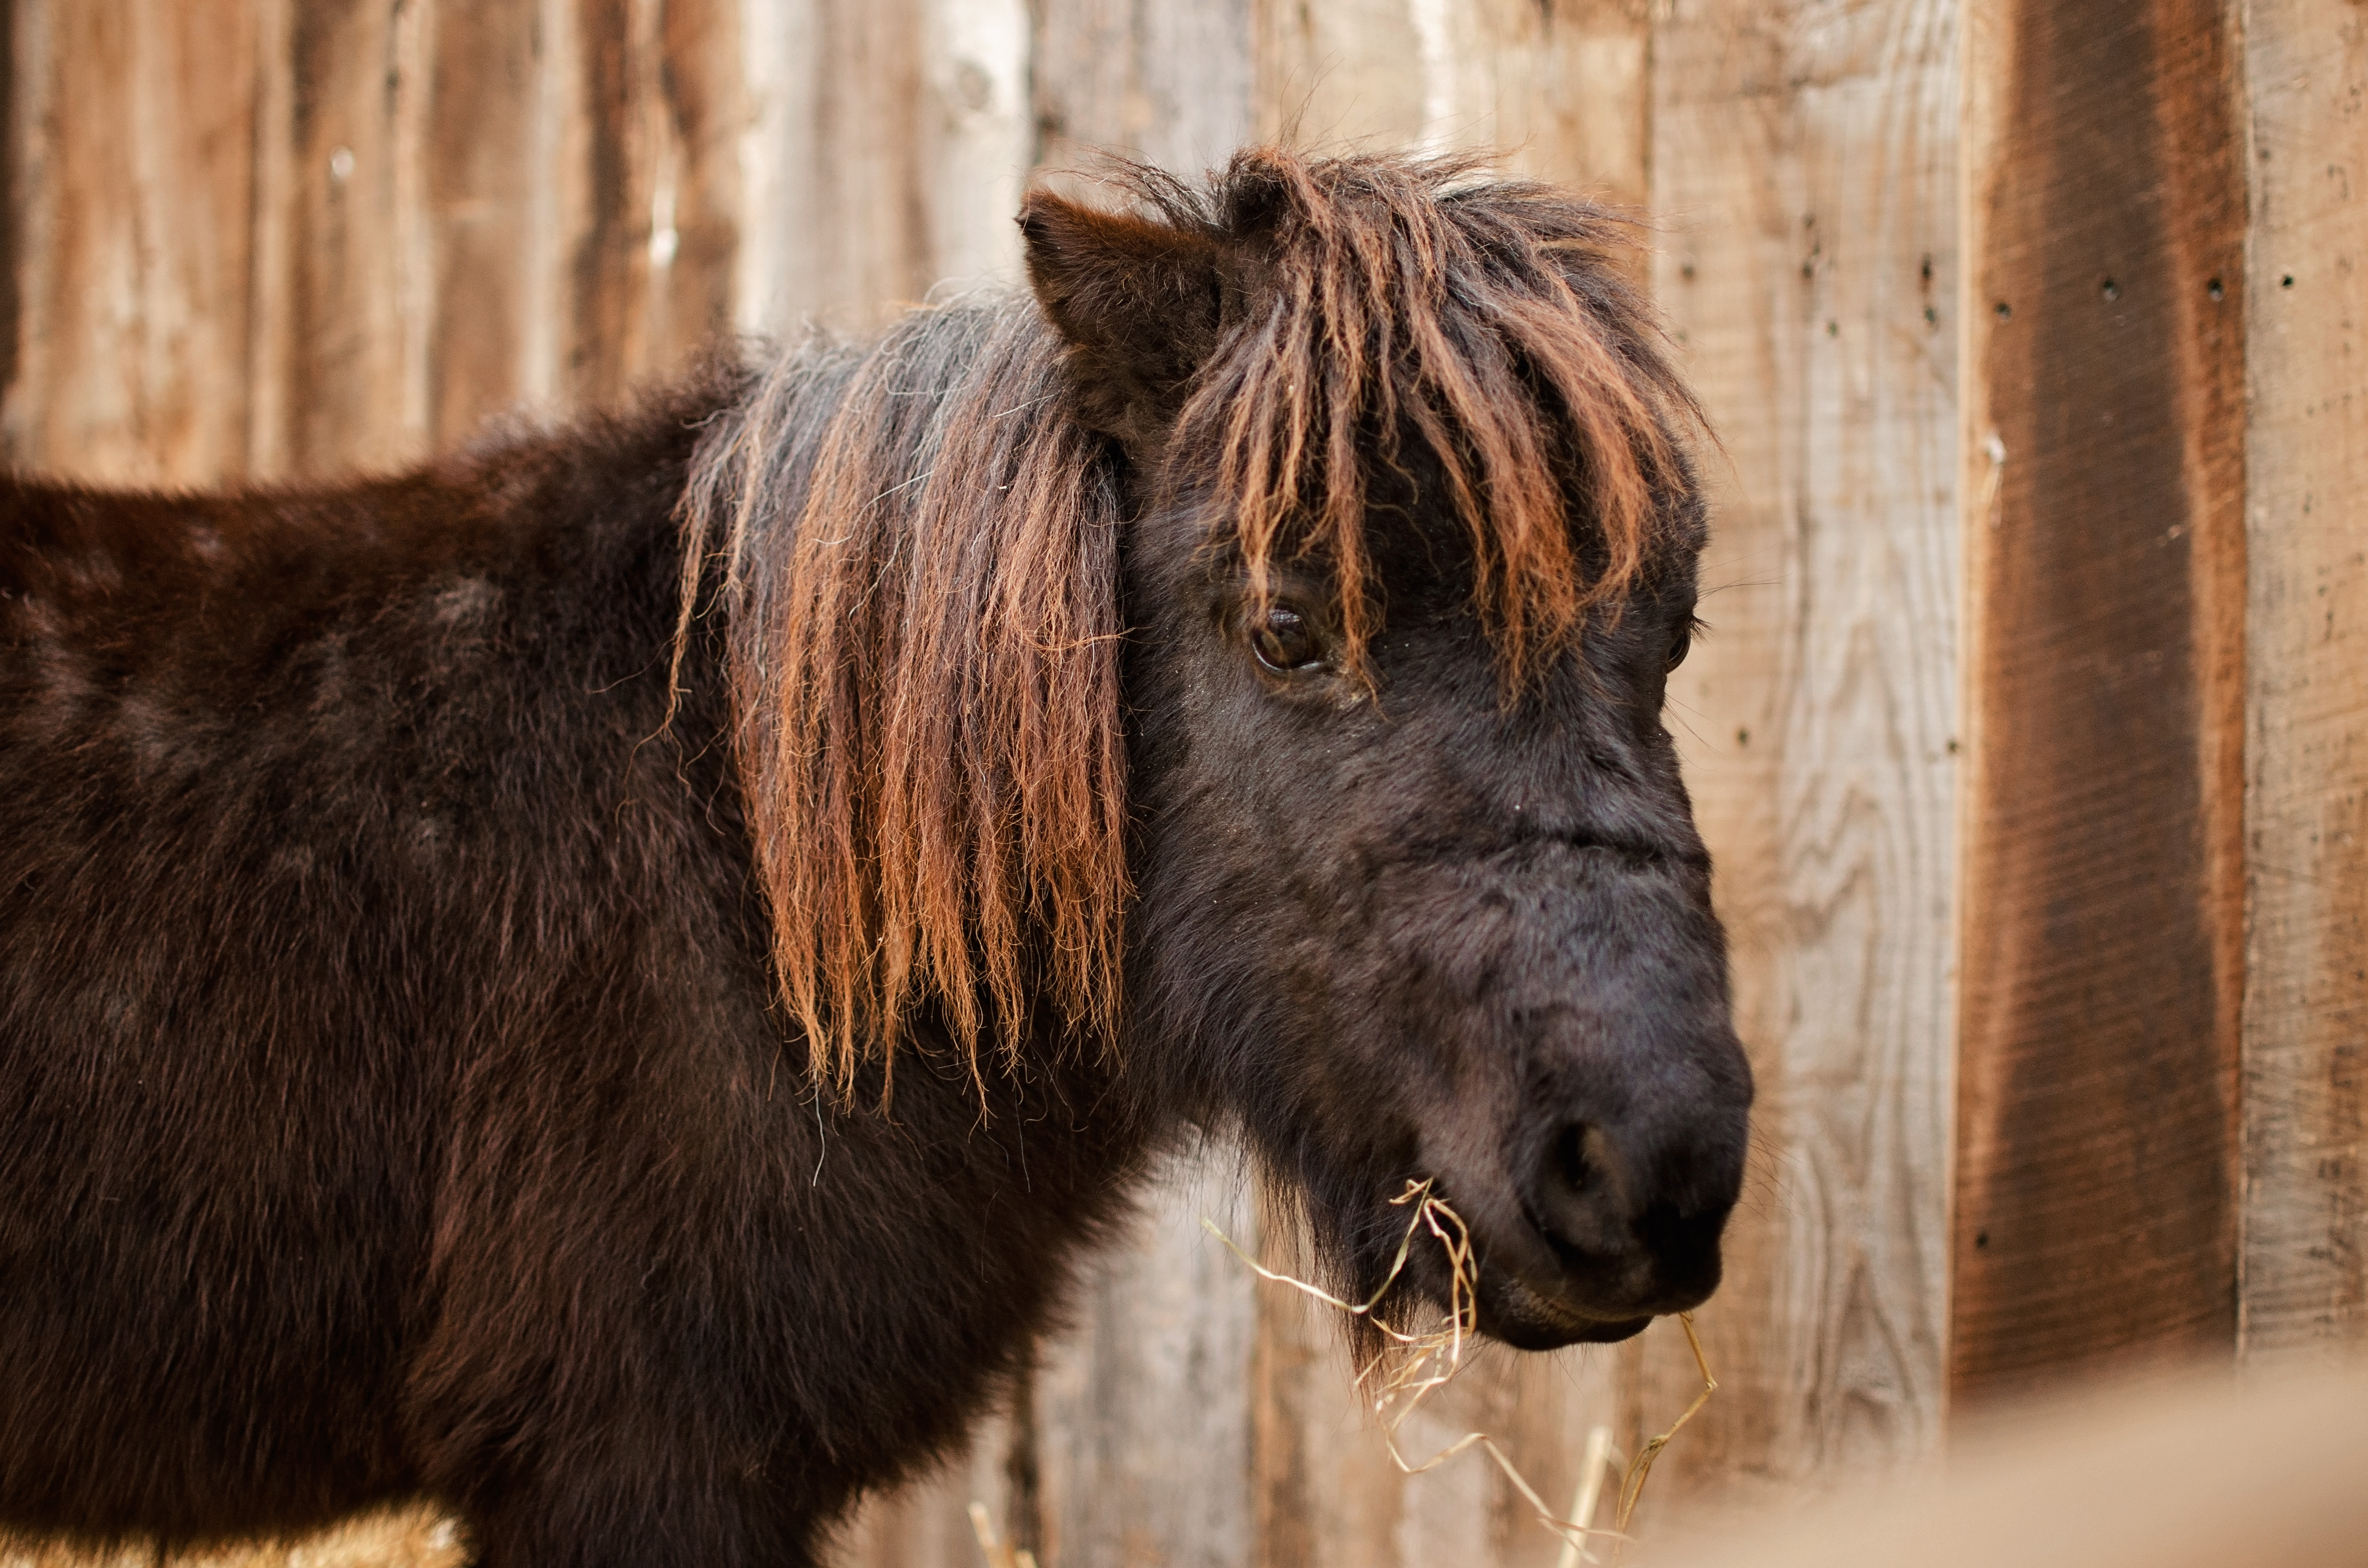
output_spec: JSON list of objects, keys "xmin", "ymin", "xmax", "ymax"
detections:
[
  {"xmin": 272, "ymin": 0, "xmax": 432, "ymax": 476},
  {"xmin": 1031, "ymin": 0, "xmax": 1254, "ymax": 180},
  {"xmin": 730, "ymin": 0, "xmax": 813, "ymax": 332},
  {"xmin": 738, "ymin": 0, "xmax": 928, "ymax": 327},
  {"xmin": 0, "ymin": 0, "xmax": 18, "ymax": 426},
  {"xmin": 1650, "ymin": 0, "xmax": 1960, "ymax": 1505},
  {"xmin": 243, "ymin": 0, "xmax": 295, "ymax": 478},
  {"xmin": 556, "ymin": 0, "xmax": 745, "ymax": 404},
  {"xmin": 423, "ymin": 0, "xmax": 539, "ymax": 443},
  {"xmin": 1031, "ymin": 1154, "xmax": 1260, "ymax": 1568},
  {"xmin": 917, "ymin": 0, "xmax": 1027, "ymax": 291},
  {"xmin": 0, "ymin": 0, "xmax": 263, "ymax": 485},
  {"xmin": 1253, "ymin": 0, "xmax": 1425, "ymax": 151},
  {"xmin": 564, "ymin": 0, "xmax": 641, "ymax": 403},
  {"xmin": 993, "ymin": 12, "xmax": 1259, "ymax": 1564},
  {"xmin": 1250, "ymin": 1253, "xmax": 1628, "ymax": 1568},
  {"xmin": 1952, "ymin": 0, "xmax": 2249, "ymax": 1405},
  {"xmin": 738, "ymin": 0, "xmax": 1026, "ymax": 333},
  {"xmin": 648, "ymin": 0, "xmax": 747, "ymax": 362},
  {"xmin": 1253, "ymin": 0, "xmax": 1647, "ymax": 208},
  {"xmin": 2238, "ymin": 0, "xmax": 2368, "ymax": 1362}
]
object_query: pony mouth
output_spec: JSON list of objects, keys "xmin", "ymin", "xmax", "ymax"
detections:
[{"xmin": 1474, "ymin": 1270, "xmax": 1655, "ymax": 1350}]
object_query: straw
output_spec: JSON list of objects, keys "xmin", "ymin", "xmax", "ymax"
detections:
[
  {"xmin": 968, "ymin": 1500, "xmax": 1039, "ymax": 1568},
  {"xmin": 1206, "ymin": 1179, "xmax": 1715, "ymax": 1563}
]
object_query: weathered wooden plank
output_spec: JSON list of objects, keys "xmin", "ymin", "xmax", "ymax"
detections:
[
  {"xmin": 1648, "ymin": 0, "xmax": 1960, "ymax": 1505},
  {"xmin": 1251, "ymin": 1258, "xmax": 1630, "ymax": 1568},
  {"xmin": 1253, "ymin": 0, "xmax": 1426, "ymax": 153},
  {"xmin": 267, "ymin": 0, "xmax": 434, "ymax": 477},
  {"xmin": 654, "ymin": 0, "xmax": 749, "ymax": 355},
  {"xmin": 961, "ymin": 7, "xmax": 1264, "ymax": 1564},
  {"xmin": 553, "ymin": 0, "xmax": 745, "ymax": 403},
  {"xmin": 2238, "ymin": 0, "xmax": 2368, "ymax": 1362},
  {"xmin": 241, "ymin": 0, "xmax": 295, "ymax": 478},
  {"xmin": 1952, "ymin": 0, "xmax": 2248, "ymax": 1404},
  {"xmin": 422, "ymin": 0, "xmax": 539, "ymax": 443},
  {"xmin": 826, "ymin": 15, "xmax": 1243, "ymax": 1563},
  {"xmin": 737, "ymin": 0, "xmax": 1027, "ymax": 333},
  {"xmin": 563, "ymin": 0, "xmax": 645, "ymax": 403},
  {"xmin": 1253, "ymin": 0, "xmax": 1646, "ymax": 202},
  {"xmin": 1, "ymin": 0, "xmax": 18, "ymax": 420},
  {"xmin": 1032, "ymin": 0, "xmax": 1254, "ymax": 180},
  {"xmin": 1031, "ymin": 1153, "xmax": 1261, "ymax": 1568},
  {"xmin": 915, "ymin": 0, "xmax": 1028, "ymax": 291},
  {"xmin": 0, "ymin": 0, "xmax": 263, "ymax": 484},
  {"xmin": 739, "ymin": 0, "xmax": 928, "ymax": 328}
]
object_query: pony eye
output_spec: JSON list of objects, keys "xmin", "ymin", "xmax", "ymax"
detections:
[
  {"xmin": 1665, "ymin": 623, "xmax": 1696, "ymax": 673},
  {"xmin": 1251, "ymin": 606, "xmax": 1326, "ymax": 673}
]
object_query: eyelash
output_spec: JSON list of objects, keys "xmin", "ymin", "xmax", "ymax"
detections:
[{"xmin": 1667, "ymin": 615, "xmax": 1706, "ymax": 672}]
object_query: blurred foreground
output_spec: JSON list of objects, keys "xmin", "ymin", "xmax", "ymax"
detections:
[
  {"xmin": 10, "ymin": 1355, "xmax": 2366, "ymax": 1568},
  {"xmin": 1659, "ymin": 1357, "xmax": 2368, "ymax": 1568},
  {"xmin": 2, "ymin": 1510, "xmax": 462, "ymax": 1568}
]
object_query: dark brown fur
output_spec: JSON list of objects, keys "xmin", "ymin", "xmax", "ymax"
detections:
[{"xmin": 0, "ymin": 150, "xmax": 1751, "ymax": 1565}]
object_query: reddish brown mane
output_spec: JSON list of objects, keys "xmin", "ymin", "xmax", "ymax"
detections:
[
  {"xmin": 678, "ymin": 149, "xmax": 1698, "ymax": 1090},
  {"xmin": 679, "ymin": 304, "xmax": 1125, "ymax": 1093},
  {"xmin": 1148, "ymin": 151, "xmax": 1703, "ymax": 684}
]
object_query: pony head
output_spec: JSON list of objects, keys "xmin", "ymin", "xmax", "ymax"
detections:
[{"xmin": 687, "ymin": 149, "xmax": 1752, "ymax": 1348}]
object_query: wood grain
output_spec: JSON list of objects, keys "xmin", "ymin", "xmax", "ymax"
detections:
[
  {"xmin": 272, "ymin": 0, "xmax": 433, "ymax": 476},
  {"xmin": 0, "ymin": 0, "xmax": 264, "ymax": 483},
  {"xmin": 1252, "ymin": 0, "xmax": 1647, "ymax": 207},
  {"xmin": 1031, "ymin": 0, "xmax": 1254, "ymax": 182},
  {"xmin": 558, "ymin": 0, "xmax": 744, "ymax": 403},
  {"xmin": 1953, "ymin": 0, "xmax": 2249, "ymax": 1405},
  {"xmin": 0, "ymin": 0, "xmax": 18, "ymax": 416},
  {"xmin": 423, "ymin": 0, "xmax": 538, "ymax": 442},
  {"xmin": 1032, "ymin": 1154, "xmax": 1261, "ymax": 1568},
  {"xmin": 1648, "ymin": 0, "xmax": 1961, "ymax": 1503},
  {"xmin": 2238, "ymin": 0, "xmax": 2368, "ymax": 1363}
]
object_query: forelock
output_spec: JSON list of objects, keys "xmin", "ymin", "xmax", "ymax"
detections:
[{"xmin": 1154, "ymin": 149, "xmax": 1705, "ymax": 685}]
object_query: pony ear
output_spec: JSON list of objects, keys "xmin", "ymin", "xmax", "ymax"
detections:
[{"xmin": 1019, "ymin": 192, "xmax": 1226, "ymax": 455}]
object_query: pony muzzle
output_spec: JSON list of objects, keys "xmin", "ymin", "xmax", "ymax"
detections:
[{"xmin": 1437, "ymin": 1090, "xmax": 1746, "ymax": 1351}]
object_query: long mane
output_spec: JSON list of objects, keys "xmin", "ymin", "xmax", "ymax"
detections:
[
  {"xmin": 678, "ymin": 300, "xmax": 1124, "ymax": 1094},
  {"xmin": 678, "ymin": 150, "xmax": 1698, "ymax": 1091}
]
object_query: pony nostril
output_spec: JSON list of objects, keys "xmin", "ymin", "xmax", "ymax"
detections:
[
  {"xmin": 1635, "ymin": 1200, "xmax": 1727, "ymax": 1305},
  {"xmin": 1556, "ymin": 1123, "xmax": 1604, "ymax": 1194},
  {"xmin": 1533, "ymin": 1121, "xmax": 1628, "ymax": 1254}
]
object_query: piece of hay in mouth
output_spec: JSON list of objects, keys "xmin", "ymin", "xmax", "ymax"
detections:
[{"xmin": 1206, "ymin": 1179, "xmax": 1716, "ymax": 1564}]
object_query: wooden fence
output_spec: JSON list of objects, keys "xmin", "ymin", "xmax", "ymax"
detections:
[{"xmin": 2, "ymin": 1, "xmax": 2360, "ymax": 1565}]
